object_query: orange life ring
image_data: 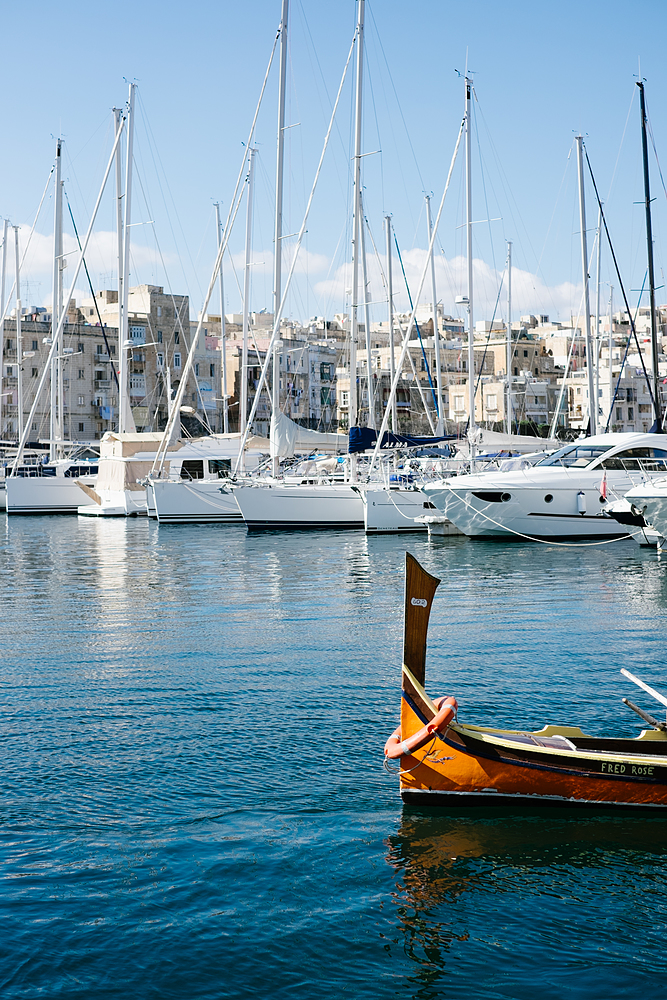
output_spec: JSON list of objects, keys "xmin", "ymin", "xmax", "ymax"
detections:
[{"xmin": 384, "ymin": 696, "xmax": 457, "ymax": 760}]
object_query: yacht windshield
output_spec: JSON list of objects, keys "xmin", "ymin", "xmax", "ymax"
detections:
[{"xmin": 536, "ymin": 443, "xmax": 614, "ymax": 468}]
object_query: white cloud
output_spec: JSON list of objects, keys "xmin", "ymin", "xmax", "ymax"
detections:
[
  {"xmin": 314, "ymin": 247, "xmax": 583, "ymax": 324},
  {"xmin": 225, "ymin": 246, "xmax": 330, "ymax": 280},
  {"xmin": 7, "ymin": 226, "xmax": 173, "ymax": 308}
]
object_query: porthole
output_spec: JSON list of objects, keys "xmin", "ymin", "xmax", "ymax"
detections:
[
  {"xmin": 599, "ymin": 495, "xmax": 606, "ymax": 504},
  {"xmin": 544, "ymin": 493, "xmax": 553, "ymax": 504},
  {"xmin": 501, "ymin": 492, "xmax": 511, "ymax": 502}
]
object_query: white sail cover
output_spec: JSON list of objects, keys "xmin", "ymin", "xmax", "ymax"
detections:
[
  {"xmin": 270, "ymin": 412, "xmax": 347, "ymax": 458},
  {"xmin": 459, "ymin": 428, "xmax": 560, "ymax": 455}
]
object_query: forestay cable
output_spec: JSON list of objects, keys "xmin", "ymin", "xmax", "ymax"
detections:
[
  {"xmin": 231, "ymin": 30, "xmax": 357, "ymax": 474},
  {"xmin": 151, "ymin": 26, "xmax": 281, "ymax": 475}
]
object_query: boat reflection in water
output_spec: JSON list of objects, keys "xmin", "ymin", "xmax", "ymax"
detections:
[{"xmin": 385, "ymin": 809, "xmax": 667, "ymax": 996}]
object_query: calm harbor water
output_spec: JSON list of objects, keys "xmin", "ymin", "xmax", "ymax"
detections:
[{"xmin": 2, "ymin": 516, "xmax": 667, "ymax": 998}]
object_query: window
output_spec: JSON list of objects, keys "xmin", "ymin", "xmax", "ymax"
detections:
[
  {"xmin": 96, "ymin": 344, "xmax": 104, "ymax": 354},
  {"xmin": 209, "ymin": 458, "xmax": 231, "ymax": 478},
  {"xmin": 191, "ymin": 392, "xmax": 196, "ymax": 402},
  {"xmin": 129, "ymin": 325, "xmax": 146, "ymax": 344},
  {"xmin": 523, "ymin": 350, "xmax": 528, "ymax": 357},
  {"xmin": 6, "ymin": 366, "xmax": 13, "ymax": 376},
  {"xmin": 195, "ymin": 363, "xmax": 199, "ymax": 377},
  {"xmin": 157, "ymin": 306, "xmax": 162, "ymax": 318},
  {"xmin": 78, "ymin": 396, "xmax": 85, "ymax": 405},
  {"xmin": 157, "ymin": 353, "xmax": 164, "ymax": 367},
  {"xmin": 78, "ymin": 343, "xmax": 84, "ymax": 353},
  {"xmin": 341, "ymin": 390, "xmax": 349, "ymax": 408},
  {"xmin": 601, "ymin": 447, "xmax": 667, "ymax": 472},
  {"xmin": 78, "ymin": 422, "xmax": 85, "ymax": 432},
  {"xmin": 31, "ymin": 422, "xmax": 37, "ymax": 431},
  {"xmin": 616, "ymin": 407, "xmax": 623, "ymax": 420},
  {"xmin": 89, "ymin": 308, "xmax": 94, "ymax": 316},
  {"xmin": 454, "ymin": 395, "xmax": 465, "ymax": 412},
  {"xmin": 157, "ymin": 330, "xmax": 163, "ymax": 343},
  {"xmin": 180, "ymin": 460, "xmax": 204, "ymax": 480},
  {"xmin": 209, "ymin": 363, "xmax": 215, "ymax": 378},
  {"xmin": 628, "ymin": 407, "xmax": 634, "ymax": 421},
  {"xmin": 538, "ymin": 444, "xmax": 614, "ymax": 468},
  {"xmin": 174, "ymin": 353, "xmax": 181, "ymax": 368},
  {"xmin": 513, "ymin": 367, "xmax": 518, "ymax": 376},
  {"xmin": 31, "ymin": 367, "xmax": 38, "ymax": 377},
  {"xmin": 31, "ymin": 340, "xmax": 38, "ymax": 351},
  {"xmin": 486, "ymin": 394, "xmax": 497, "ymax": 410},
  {"xmin": 534, "ymin": 368, "xmax": 538, "ymax": 375},
  {"xmin": 7, "ymin": 339, "xmax": 12, "ymax": 350},
  {"xmin": 174, "ymin": 331, "xmax": 180, "ymax": 345},
  {"xmin": 78, "ymin": 369, "xmax": 85, "ymax": 379}
]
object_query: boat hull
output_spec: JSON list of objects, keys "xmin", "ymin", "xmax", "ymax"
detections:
[
  {"xmin": 397, "ymin": 667, "xmax": 667, "ymax": 810},
  {"xmin": 625, "ymin": 488, "xmax": 667, "ymax": 541},
  {"xmin": 6, "ymin": 475, "xmax": 98, "ymax": 515},
  {"xmin": 424, "ymin": 474, "xmax": 636, "ymax": 541},
  {"xmin": 151, "ymin": 478, "xmax": 243, "ymax": 524},
  {"xmin": 233, "ymin": 483, "xmax": 363, "ymax": 531},
  {"xmin": 363, "ymin": 488, "xmax": 430, "ymax": 534},
  {"xmin": 77, "ymin": 487, "xmax": 147, "ymax": 517}
]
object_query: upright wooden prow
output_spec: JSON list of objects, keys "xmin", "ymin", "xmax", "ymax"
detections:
[{"xmin": 403, "ymin": 552, "xmax": 441, "ymax": 688}]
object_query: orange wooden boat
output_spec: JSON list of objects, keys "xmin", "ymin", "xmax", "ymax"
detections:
[{"xmin": 386, "ymin": 553, "xmax": 667, "ymax": 810}]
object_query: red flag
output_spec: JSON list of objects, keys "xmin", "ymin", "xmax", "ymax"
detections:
[{"xmin": 600, "ymin": 471, "xmax": 607, "ymax": 500}]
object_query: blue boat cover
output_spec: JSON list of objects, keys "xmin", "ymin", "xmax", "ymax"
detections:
[{"xmin": 348, "ymin": 426, "xmax": 455, "ymax": 454}]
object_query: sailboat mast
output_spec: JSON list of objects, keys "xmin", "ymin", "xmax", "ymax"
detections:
[
  {"xmin": 608, "ymin": 285, "xmax": 614, "ymax": 428},
  {"xmin": 241, "ymin": 148, "xmax": 256, "ymax": 437},
  {"xmin": 50, "ymin": 140, "xmax": 63, "ymax": 459},
  {"xmin": 637, "ymin": 81, "xmax": 662, "ymax": 432},
  {"xmin": 272, "ymin": 0, "xmax": 288, "ymax": 474},
  {"xmin": 505, "ymin": 240, "xmax": 512, "ymax": 435},
  {"xmin": 349, "ymin": 0, "xmax": 364, "ymax": 457},
  {"xmin": 214, "ymin": 202, "xmax": 229, "ymax": 434},
  {"xmin": 0, "ymin": 220, "xmax": 7, "ymax": 432},
  {"xmin": 426, "ymin": 194, "xmax": 443, "ymax": 434},
  {"xmin": 385, "ymin": 215, "xmax": 397, "ymax": 431},
  {"xmin": 14, "ymin": 227, "xmax": 23, "ymax": 444},
  {"xmin": 119, "ymin": 83, "xmax": 137, "ymax": 435},
  {"xmin": 360, "ymin": 195, "xmax": 375, "ymax": 429},
  {"xmin": 594, "ymin": 206, "xmax": 602, "ymax": 435},
  {"xmin": 465, "ymin": 75, "xmax": 476, "ymax": 464},
  {"xmin": 575, "ymin": 135, "xmax": 596, "ymax": 436},
  {"xmin": 113, "ymin": 107, "xmax": 124, "ymax": 436}
]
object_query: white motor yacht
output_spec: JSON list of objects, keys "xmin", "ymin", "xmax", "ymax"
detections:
[{"xmin": 422, "ymin": 433, "xmax": 667, "ymax": 541}]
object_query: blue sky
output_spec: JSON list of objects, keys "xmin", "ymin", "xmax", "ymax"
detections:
[{"xmin": 2, "ymin": 0, "xmax": 666, "ymax": 328}]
